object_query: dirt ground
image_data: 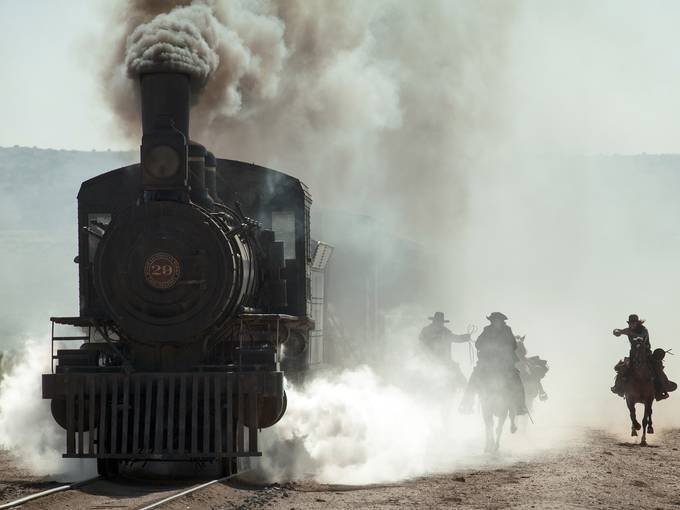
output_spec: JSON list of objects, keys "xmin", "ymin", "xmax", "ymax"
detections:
[
  {"xmin": 2, "ymin": 429, "xmax": 680, "ymax": 509},
  {"xmin": 0, "ymin": 450, "xmax": 62, "ymax": 504},
  {"xmin": 165, "ymin": 428, "xmax": 680, "ymax": 510}
]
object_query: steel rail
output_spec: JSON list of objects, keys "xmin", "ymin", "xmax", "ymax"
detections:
[
  {"xmin": 0, "ymin": 476, "xmax": 100, "ymax": 509},
  {"xmin": 138, "ymin": 470, "xmax": 251, "ymax": 510}
]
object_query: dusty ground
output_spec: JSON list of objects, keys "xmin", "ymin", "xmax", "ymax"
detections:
[
  {"xmin": 0, "ymin": 449, "xmax": 62, "ymax": 503},
  {"xmin": 2, "ymin": 429, "xmax": 680, "ymax": 509},
  {"xmin": 164, "ymin": 428, "xmax": 680, "ymax": 510}
]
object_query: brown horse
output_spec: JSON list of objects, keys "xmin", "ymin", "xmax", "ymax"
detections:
[{"xmin": 623, "ymin": 337, "xmax": 655, "ymax": 446}]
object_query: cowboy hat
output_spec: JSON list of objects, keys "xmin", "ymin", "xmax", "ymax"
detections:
[
  {"xmin": 487, "ymin": 312, "xmax": 508, "ymax": 321},
  {"xmin": 428, "ymin": 311, "xmax": 449, "ymax": 323},
  {"xmin": 627, "ymin": 314, "xmax": 645, "ymax": 324}
]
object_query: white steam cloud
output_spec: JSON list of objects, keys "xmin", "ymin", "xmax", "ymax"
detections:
[
  {"xmin": 0, "ymin": 340, "xmax": 94, "ymax": 480},
  {"xmin": 254, "ymin": 318, "xmax": 575, "ymax": 484},
  {"xmin": 258, "ymin": 367, "xmax": 477, "ymax": 484}
]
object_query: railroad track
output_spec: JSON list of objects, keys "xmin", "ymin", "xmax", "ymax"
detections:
[
  {"xmin": 0, "ymin": 470, "xmax": 249, "ymax": 510},
  {"xmin": 0, "ymin": 477, "xmax": 101, "ymax": 509}
]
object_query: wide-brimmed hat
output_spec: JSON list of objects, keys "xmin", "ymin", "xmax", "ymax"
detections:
[
  {"xmin": 628, "ymin": 314, "xmax": 644, "ymax": 324},
  {"xmin": 428, "ymin": 311, "xmax": 449, "ymax": 323},
  {"xmin": 487, "ymin": 312, "xmax": 508, "ymax": 322}
]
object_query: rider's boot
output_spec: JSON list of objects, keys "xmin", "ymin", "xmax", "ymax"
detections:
[{"xmin": 515, "ymin": 401, "xmax": 529, "ymax": 416}]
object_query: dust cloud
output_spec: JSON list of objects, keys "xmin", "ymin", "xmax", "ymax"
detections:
[{"xmin": 257, "ymin": 316, "xmax": 579, "ymax": 484}]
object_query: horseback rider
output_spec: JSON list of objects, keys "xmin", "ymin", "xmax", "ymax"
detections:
[
  {"xmin": 419, "ymin": 312, "xmax": 471, "ymax": 386},
  {"xmin": 419, "ymin": 312, "xmax": 471, "ymax": 356},
  {"xmin": 515, "ymin": 335, "xmax": 549, "ymax": 402},
  {"xmin": 611, "ymin": 314, "xmax": 677, "ymax": 401},
  {"xmin": 459, "ymin": 312, "xmax": 528, "ymax": 415}
]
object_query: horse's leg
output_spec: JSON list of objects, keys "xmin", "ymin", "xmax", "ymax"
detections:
[
  {"xmin": 509, "ymin": 409, "xmax": 517, "ymax": 434},
  {"xmin": 647, "ymin": 400, "xmax": 654, "ymax": 434},
  {"xmin": 641, "ymin": 399, "xmax": 652, "ymax": 445},
  {"xmin": 627, "ymin": 397, "xmax": 640, "ymax": 436},
  {"xmin": 495, "ymin": 411, "xmax": 507, "ymax": 453},
  {"xmin": 483, "ymin": 407, "xmax": 494, "ymax": 453}
]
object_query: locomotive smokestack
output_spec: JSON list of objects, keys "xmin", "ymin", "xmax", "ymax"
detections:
[
  {"xmin": 140, "ymin": 72, "xmax": 191, "ymax": 138},
  {"xmin": 139, "ymin": 72, "xmax": 191, "ymax": 194}
]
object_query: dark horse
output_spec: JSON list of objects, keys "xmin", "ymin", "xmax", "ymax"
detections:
[
  {"xmin": 478, "ymin": 364, "xmax": 518, "ymax": 453},
  {"xmin": 624, "ymin": 337, "xmax": 655, "ymax": 446}
]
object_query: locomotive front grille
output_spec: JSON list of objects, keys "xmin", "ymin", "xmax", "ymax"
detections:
[{"xmin": 43, "ymin": 372, "xmax": 272, "ymax": 460}]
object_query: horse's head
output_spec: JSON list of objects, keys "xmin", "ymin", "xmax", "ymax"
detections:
[{"xmin": 515, "ymin": 335, "xmax": 527, "ymax": 358}]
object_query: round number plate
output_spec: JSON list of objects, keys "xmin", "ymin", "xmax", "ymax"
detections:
[{"xmin": 144, "ymin": 252, "xmax": 181, "ymax": 289}]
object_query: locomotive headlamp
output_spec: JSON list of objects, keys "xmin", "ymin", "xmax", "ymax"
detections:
[
  {"xmin": 145, "ymin": 145, "xmax": 181, "ymax": 179},
  {"xmin": 141, "ymin": 120, "xmax": 188, "ymax": 192}
]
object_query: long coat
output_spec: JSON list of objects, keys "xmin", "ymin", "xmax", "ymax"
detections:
[{"xmin": 475, "ymin": 324, "xmax": 519, "ymax": 365}]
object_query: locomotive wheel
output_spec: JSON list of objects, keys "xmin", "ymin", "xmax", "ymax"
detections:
[{"xmin": 97, "ymin": 458, "xmax": 120, "ymax": 478}]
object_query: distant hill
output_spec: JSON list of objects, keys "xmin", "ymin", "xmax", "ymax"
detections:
[{"xmin": 2, "ymin": 146, "xmax": 680, "ymax": 351}]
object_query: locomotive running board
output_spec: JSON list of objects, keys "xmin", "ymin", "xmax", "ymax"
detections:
[{"xmin": 42, "ymin": 371, "xmax": 282, "ymax": 461}]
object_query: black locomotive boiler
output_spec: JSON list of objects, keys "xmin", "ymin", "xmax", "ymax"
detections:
[{"xmin": 42, "ymin": 72, "xmax": 328, "ymax": 477}]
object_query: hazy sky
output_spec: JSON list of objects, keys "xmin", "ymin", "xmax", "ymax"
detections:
[
  {"xmin": 0, "ymin": 0, "xmax": 128, "ymax": 150},
  {"xmin": 1, "ymin": 1, "xmax": 680, "ymax": 153}
]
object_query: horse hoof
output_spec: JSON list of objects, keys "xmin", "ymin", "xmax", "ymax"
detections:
[
  {"xmin": 510, "ymin": 424, "xmax": 518, "ymax": 434},
  {"xmin": 641, "ymin": 439, "xmax": 647, "ymax": 446},
  {"xmin": 647, "ymin": 426, "xmax": 654, "ymax": 434},
  {"xmin": 634, "ymin": 422, "xmax": 642, "ymax": 431},
  {"xmin": 631, "ymin": 430, "xmax": 638, "ymax": 437}
]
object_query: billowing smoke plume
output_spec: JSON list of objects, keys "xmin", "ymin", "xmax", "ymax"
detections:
[
  {"xmin": 125, "ymin": 4, "xmax": 220, "ymax": 89},
  {"xmin": 102, "ymin": 0, "xmax": 512, "ymax": 240}
]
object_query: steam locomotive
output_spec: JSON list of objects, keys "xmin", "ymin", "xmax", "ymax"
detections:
[{"xmin": 41, "ymin": 72, "xmax": 331, "ymax": 477}]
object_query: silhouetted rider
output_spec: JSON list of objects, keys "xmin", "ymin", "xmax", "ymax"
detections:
[
  {"xmin": 611, "ymin": 314, "xmax": 676, "ymax": 400},
  {"xmin": 459, "ymin": 312, "xmax": 528, "ymax": 415},
  {"xmin": 419, "ymin": 312, "xmax": 471, "ymax": 387},
  {"xmin": 419, "ymin": 312, "xmax": 471, "ymax": 358}
]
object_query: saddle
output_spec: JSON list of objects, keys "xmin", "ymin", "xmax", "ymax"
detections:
[
  {"xmin": 614, "ymin": 358, "xmax": 630, "ymax": 373},
  {"xmin": 525, "ymin": 356, "xmax": 549, "ymax": 380}
]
